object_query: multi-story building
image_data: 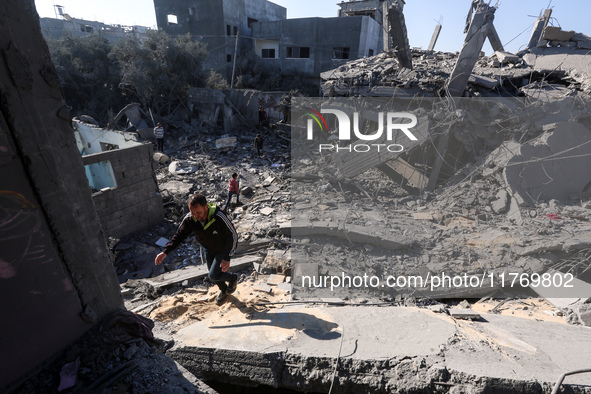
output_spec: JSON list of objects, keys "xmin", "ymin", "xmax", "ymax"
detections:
[
  {"xmin": 153, "ymin": 0, "xmax": 287, "ymax": 78},
  {"xmin": 252, "ymin": 16, "xmax": 380, "ymax": 82},
  {"xmin": 152, "ymin": 0, "xmax": 382, "ymax": 83},
  {"xmin": 40, "ymin": 13, "xmax": 151, "ymax": 43}
]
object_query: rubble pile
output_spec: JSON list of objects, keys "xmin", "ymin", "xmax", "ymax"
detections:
[
  {"xmin": 12, "ymin": 311, "xmax": 217, "ymax": 394},
  {"xmin": 320, "ymin": 47, "xmax": 586, "ymax": 98}
]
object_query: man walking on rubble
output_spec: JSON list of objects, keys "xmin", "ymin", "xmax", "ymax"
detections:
[{"xmin": 155, "ymin": 193, "xmax": 239, "ymax": 305}]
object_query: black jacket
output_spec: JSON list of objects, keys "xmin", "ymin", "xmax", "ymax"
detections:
[{"xmin": 163, "ymin": 204, "xmax": 238, "ymax": 260}]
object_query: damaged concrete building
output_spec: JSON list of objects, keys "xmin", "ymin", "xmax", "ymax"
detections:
[
  {"xmin": 40, "ymin": 9, "xmax": 152, "ymax": 43},
  {"xmin": 153, "ymin": 0, "xmax": 390, "ymax": 83},
  {"xmin": 0, "ymin": 1, "xmax": 124, "ymax": 389},
  {"xmin": 153, "ymin": 0, "xmax": 287, "ymax": 78},
  {"xmin": 76, "ymin": 122, "xmax": 164, "ymax": 239}
]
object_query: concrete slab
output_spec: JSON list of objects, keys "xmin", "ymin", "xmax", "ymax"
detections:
[
  {"xmin": 253, "ymin": 283, "xmax": 272, "ymax": 293},
  {"xmin": 139, "ymin": 255, "xmax": 260, "ymax": 290},
  {"xmin": 449, "ymin": 308, "xmax": 481, "ymax": 320},
  {"xmin": 277, "ymin": 283, "xmax": 293, "ymax": 293},
  {"xmin": 260, "ymin": 207, "xmax": 274, "ymax": 216},
  {"xmin": 174, "ymin": 306, "xmax": 452, "ymax": 358},
  {"xmin": 267, "ymin": 274, "xmax": 285, "ymax": 286},
  {"xmin": 504, "ymin": 121, "xmax": 591, "ymax": 205},
  {"xmin": 170, "ymin": 306, "xmax": 591, "ymax": 391}
]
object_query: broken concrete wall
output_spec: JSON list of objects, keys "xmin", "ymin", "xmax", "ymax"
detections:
[
  {"xmin": 387, "ymin": 0, "xmax": 412, "ymax": 69},
  {"xmin": 504, "ymin": 121, "xmax": 591, "ymax": 205},
  {"xmin": 524, "ymin": 47, "xmax": 591, "ymax": 80},
  {"xmin": 228, "ymin": 89, "xmax": 287, "ymax": 125},
  {"xmin": 39, "ymin": 16, "xmax": 151, "ymax": 43},
  {"xmin": 0, "ymin": 0, "xmax": 123, "ymax": 390},
  {"xmin": 76, "ymin": 121, "xmax": 142, "ymax": 155},
  {"xmin": 337, "ymin": 0, "xmax": 393, "ymax": 51},
  {"xmin": 187, "ymin": 87, "xmax": 229, "ymax": 129},
  {"xmin": 82, "ymin": 143, "xmax": 164, "ymax": 239}
]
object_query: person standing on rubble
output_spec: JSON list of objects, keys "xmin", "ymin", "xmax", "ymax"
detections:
[
  {"xmin": 254, "ymin": 133, "xmax": 264, "ymax": 158},
  {"xmin": 154, "ymin": 193, "xmax": 239, "ymax": 305},
  {"xmin": 223, "ymin": 173, "xmax": 240, "ymax": 212},
  {"xmin": 258, "ymin": 106, "xmax": 268, "ymax": 127},
  {"xmin": 154, "ymin": 122, "xmax": 164, "ymax": 152}
]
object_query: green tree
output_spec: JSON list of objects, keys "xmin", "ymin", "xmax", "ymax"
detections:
[
  {"xmin": 47, "ymin": 34, "xmax": 122, "ymax": 121},
  {"xmin": 110, "ymin": 31, "xmax": 208, "ymax": 116},
  {"xmin": 206, "ymin": 70, "xmax": 230, "ymax": 90}
]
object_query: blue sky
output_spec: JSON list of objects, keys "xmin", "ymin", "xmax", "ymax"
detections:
[{"xmin": 33, "ymin": 0, "xmax": 591, "ymax": 54}]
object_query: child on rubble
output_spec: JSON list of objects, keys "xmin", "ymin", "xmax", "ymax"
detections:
[{"xmin": 223, "ymin": 173, "xmax": 240, "ymax": 212}]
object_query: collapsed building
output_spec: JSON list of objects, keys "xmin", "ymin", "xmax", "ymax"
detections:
[{"xmin": 40, "ymin": 6, "xmax": 152, "ymax": 43}]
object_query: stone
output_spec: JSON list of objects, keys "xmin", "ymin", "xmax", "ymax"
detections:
[
  {"xmin": 153, "ymin": 152, "xmax": 170, "ymax": 164},
  {"xmin": 168, "ymin": 161, "xmax": 199, "ymax": 175},
  {"xmin": 449, "ymin": 308, "xmax": 480, "ymax": 320},
  {"xmin": 262, "ymin": 176, "xmax": 276, "ymax": 187},
  {"xmin": 413, "ymin": 212, "xmax": 434, "ymax": 221},
  {"xmin": 155, "ymin": 237, "xmax": 169, "ymax": 247},
  {"xmin": 260, "ymin": 207, "xmax": 274, "ymax": 216},
  {"xmin": 267, "ymin": 274, "xmax": 285, "ymax": 286},
  {"xmin": 543, "ymin": 26, "xmax": 575, "ymax": 41},
  {"xmin": 254, "ymin": 283, "xmax": 272, "ymax": 293},
  {"xmin": 494, "ymin": 51, "xmax": 519, "ymax": 64},
  {"xmin": 491, "ymin": 190, "xmax": 509, "ymax": 214},
  {"xmin": 215, "ymin": 136, "xmax": 237, "ymax": 149},
  {"xmin": 277, "ymin": 283, "xmax": 293, "ymax": 293}
]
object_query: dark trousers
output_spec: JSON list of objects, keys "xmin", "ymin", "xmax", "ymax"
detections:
[
  {"xmin": 201, "ymin": 248, "xmax": 236, "ymax": 293},
  {"xmin": 224, "ymin": 191, "xmax": 239, "ymax": 211},
  {"xmin": 156, "ymin": 138, "xmax": 164, "ymax": 152}
]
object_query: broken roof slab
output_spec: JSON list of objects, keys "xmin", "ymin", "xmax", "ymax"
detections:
[{"xmin": 169, "ymin": 305, "xmax": 591, "ymax": 392}]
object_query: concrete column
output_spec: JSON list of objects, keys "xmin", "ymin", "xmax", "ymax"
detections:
[
  {"xmin": 428, "ymin": 24, "xmax": 442, "ymax": 51},
  {"xmin": 487, "ymin": 24, "xmax": 504, "ymax": 52},
  {"xmin": 387, "ymin": 0, "xmax": 412, "ymax": 69},
  {"xmin": 527, "ymin": 9, "xmax": 552, "ymax": 49},
  {"xmin": 445, "ymin": 1, "xmax": 496, "ymax": 96},
  {"xmin": 382, "ymin": 1, "xmax": 392, "ymax": 51}
]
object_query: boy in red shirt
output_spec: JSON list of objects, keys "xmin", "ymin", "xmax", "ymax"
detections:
[{"xmin": 223, "ymin": 173, "xmax": 240, "ymax": 212}]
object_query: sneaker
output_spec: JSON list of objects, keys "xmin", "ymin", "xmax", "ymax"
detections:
[
  {"xmin": 215, "ymin": 291, "xmax": 227, "ymax": 305},
  {"xmin": 227, "ymin": 275, "xmax": 238, "ymax": 294}
]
